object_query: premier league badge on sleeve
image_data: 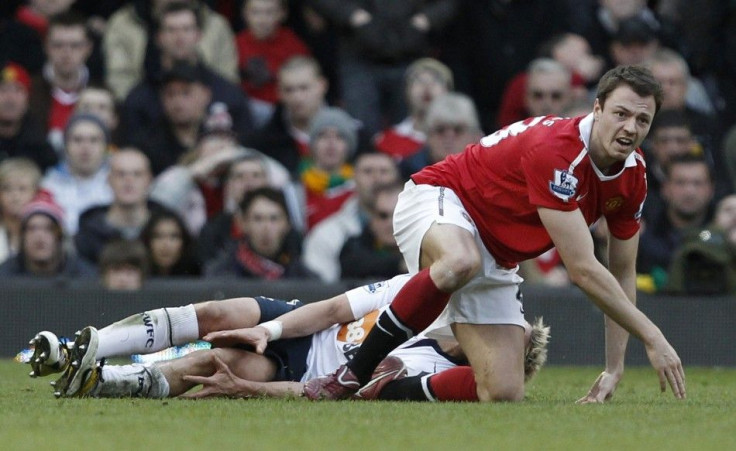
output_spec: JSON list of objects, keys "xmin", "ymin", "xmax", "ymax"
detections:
[{"xmin": 549, "ymin": 169, "xmax": 578, "ymax": 202}]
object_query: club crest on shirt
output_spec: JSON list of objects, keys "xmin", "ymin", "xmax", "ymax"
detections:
[
  {"xmin": 549, "ymin": 169, "xmax": 578, "ymax": 202},
  {"xmin": 605, "ymin": 196, "xmax": 624, "ymax": 212}
]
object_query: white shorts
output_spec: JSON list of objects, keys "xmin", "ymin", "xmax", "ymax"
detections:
[{"xmin": 393, "ymin": 181, "xmax": 526, "ymax": 339}]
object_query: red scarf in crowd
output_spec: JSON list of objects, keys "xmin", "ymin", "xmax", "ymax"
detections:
[{"xmin": 235, "ymin": 240, "xmax": 285, "ymax": 280}]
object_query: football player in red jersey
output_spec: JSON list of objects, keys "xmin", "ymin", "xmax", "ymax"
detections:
[{"xmin": 304, "ymin": 65, "xmax": 686, "ymax": 403}]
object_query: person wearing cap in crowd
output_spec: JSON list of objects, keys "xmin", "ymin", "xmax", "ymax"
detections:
[
  {"xmin": 0, "ymin": 61, "xmax": 58, "ymax": 173},
  {"xmin": 120, "ymin": 1, "xmax": 252, "ymax": 147},
  {"xmin": 41, "ymin": 113, "xmax": 113, "ymax": 235},
  {"xmin": 298, "ymin": 106, "xmax": 359, "ymax": 231},
  {"xmin": 373, "ymin": 58, "xmax": 453, "ymax": 162},
  {"xmin": 28, "ymin": 11, "xmax": 97, "ymax": 155},
  {"xmin": 131, "ymin": 61, "xmax": 215, "ymax": 176},
  {"xmin": 0, "ymin": 191, "xmax": 96, "ymax": 278},
  {"xmin": 607, "ymin": 16, "xmax": 661, "ymax": 69}
]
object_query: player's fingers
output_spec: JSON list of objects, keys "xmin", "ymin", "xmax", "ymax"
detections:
[
  {"xmin": 255, "ymin": 340, "xmax": 266, "ymax": 354},
  {"xmin": 213, "ymin": 355, "xmax": 231, "ymax": 374},
  {"xmin": 670, "ymin": 367, "xmax": 686, "ymax": 399},
  {"xmin": 182, "ymin": 374, "xmax": 209, "ymax": 385},
  {"xmin": 658, "ymin": 369, "xmax": 667, "ymax": 393}
]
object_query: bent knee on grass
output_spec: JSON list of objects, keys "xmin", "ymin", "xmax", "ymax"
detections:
[{"xmin": 194, "ymin": 298, "xmax": 261, "ymax": 333}]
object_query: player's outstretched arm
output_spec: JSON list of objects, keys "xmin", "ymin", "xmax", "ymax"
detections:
[
  {"xmin": 204, "ymin": 292, "xmax": 356, "ymax": 351},
  {"xmin": 538, "ymin": 207, "xmax": 686, "ymax": 400}
]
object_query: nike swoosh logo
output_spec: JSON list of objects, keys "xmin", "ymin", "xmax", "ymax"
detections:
[{"xmin": 576, "ymin": 192, "xmax": 588, "ymax": 201}]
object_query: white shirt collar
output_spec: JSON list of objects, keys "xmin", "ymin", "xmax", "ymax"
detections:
[{"xmin": 577, "ymin": 113, "xmax": 637, "ymax": 181}]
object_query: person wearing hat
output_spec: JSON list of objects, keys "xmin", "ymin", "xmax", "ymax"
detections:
[
  {"xmin": 298, "ymin": 107, "xmax": 359, "ymax": 231},
  {"xmin": 373, "ymin": 58, "xmax": 453, "ymax": 161},
  {"xmin": 41, "ymin": 113, "xmax": 114, "ymax": 235},
  {"xmin": 608, "ymin": 16, "xmax": 661, "ymax": 68},
  {"xmin": 0, "ymin": 192, "xmax": 96, "ymax": 278},
  {"xmin": 120, "ymin": 1, "xmax": 252, "ymax": 148},
  {"xmin": 0, "ymin": 61, "xmax": 58, "ymax": 173}
]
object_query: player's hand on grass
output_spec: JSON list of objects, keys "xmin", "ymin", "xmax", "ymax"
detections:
[
  {"xmin": 180, "ymin": 354, "xmax": 247, "ymax": 399},
  {"xmin": 577, "ymin": 371, "xmax": 620, "ymax": 404},
  {"xmin": 645, "ymin": 337, "xmax": 686, "ymax": 399},
  {"xmin": 202, "ymin": 327, "xmax": 268, "ymax": 353}
]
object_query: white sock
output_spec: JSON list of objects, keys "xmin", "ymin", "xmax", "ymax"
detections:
[
  {"xmin": 93, "ymin": 364, "xmax": 170, "ymax": 398},
  {"xmin": 96, "ymin": 305, "xmax": 199, "ymax": 358}
]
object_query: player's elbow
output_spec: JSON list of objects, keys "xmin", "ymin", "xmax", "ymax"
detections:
[{"xmin": 565, "ymin": 262, "xmax": 600, "ymax": 288}]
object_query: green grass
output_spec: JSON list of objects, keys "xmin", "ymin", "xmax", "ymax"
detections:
[{"xmin": 3, "ymin": 360, "xmax": 736, "ymax": 450}]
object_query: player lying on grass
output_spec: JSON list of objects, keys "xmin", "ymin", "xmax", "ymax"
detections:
[{"xmin": 27, "ymin": 274, "xmax": 549, "ymax": 401}]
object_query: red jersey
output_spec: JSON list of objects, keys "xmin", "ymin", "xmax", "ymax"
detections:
[
  {"xmin": 373, "ymin": 117, "xmax": 425, "ymax": 159},
  {"xmin": 412, "ymin": 115, "xmax": 647, "ymax": 268}
]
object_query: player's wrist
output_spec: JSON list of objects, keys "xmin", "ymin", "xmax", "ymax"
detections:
[{"xmin": 259, "ymin": 321, "xmax": 283, "ymax": 341}]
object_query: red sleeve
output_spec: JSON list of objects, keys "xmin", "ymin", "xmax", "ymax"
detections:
[{"xmin": 522, "ymin": 143, "xmax": 580, "ymax": 212}]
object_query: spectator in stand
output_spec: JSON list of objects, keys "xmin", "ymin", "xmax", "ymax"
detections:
[
  {"xmin": 498, "ymin": 58, "xmax": 574, "ymax": 128},
  {"xmin": 29, "ymin": 11, "xmax": 96, "ymax": 154},
  {"xmin": 242, "ymin": 55, "xmax": 329, "ymax": 176},
  {"xmin": 339, "ymin": 181, "xmax": 405, "ymax": 280},
  {"xmin": 646, "ymin": 48, "xmax": 721, "ymax": 160},
  {"xmin": 606, "ymin": 15, "xmax": 661, "ymax": 70},
  {"xmin": 0, "ymin": 61, "xmax": 58, "ymax": 172},
  {"xmin": 309, "ymin": 0, "xmax": 459, "ymax": 138},
  {"xmin": 299, "ymin": 107, "xmax": 359, "ymax": 231},
  {"xmin": 205, "ymin": 187, "xmax": 315, "ymax": 279},
  {"xmin": 373, "ymin": 58, "xmax": 453, "ymax": 162},
  {"xmin": 303, "ymin": 151, "xmax": 399, "ymax": 283},
  {"xmin": 103, "ymin": 0, "xmax": 238, "ymax": 101},
  {"xmin": 73, "ymin": 85, "xmax": 121, "ymax": 148},
  {"xmin": 122, "ymin": 2, "xmax": 253, "ymax": 146},
  {"xmin": 41, "ymin": 114, "xmax": 113, "ymax": 235},
  {"xmin": 74, "ymin": 148, "xmax": 158, "ymax": 264},
  {"xmin": 638, "ymin": 153, "xmax": 715, "ymax": 285},
  {"xmin": 0, "ymin": 158, "xmax": 42, "ymax": 264},
  {"xmin": 641, "ymin": 109, "xmax": 713, "ymax": 222},
  {"xmin": 0, "ymin": 192, "xmax": 96, "ymax": 278},
  {"xmin": 236, "ymin": 0, "xmax": 310, "ymax": 128},
  {"xmin": 197, "ymin": 152, "xmax": 288, "ymax": 265},
  {"xmin": 133, "ymin": 62, "xmax": 213, "ymax": 176},
  {"xmin": 140, "ymin": 209, "xmax": 201, "ymax": 277},
  {"xmin": 99, "ymin": 239, "xmax": 149, "ymax": 290},
  {"xmin": 399, "ymin": 92, "xmax": 483, "ymax": 180}
]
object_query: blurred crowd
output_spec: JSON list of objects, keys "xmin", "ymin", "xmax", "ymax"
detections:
[{"xmin": 1, "ymin": 0, "xmax": 735, "ymax": 294}]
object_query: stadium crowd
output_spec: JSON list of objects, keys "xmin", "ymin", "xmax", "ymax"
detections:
[{"xmin": 1, "ymin": 0, "xmax": 736, "ymax": 294}]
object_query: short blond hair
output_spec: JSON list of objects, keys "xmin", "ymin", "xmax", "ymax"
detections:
[
  {"xmin": 0, "ymin": 157, "xmax": 42, "ymax": 189},
  {"xmin": 524, "ymin": 317, "xmax": 551, "ymax": 382}
]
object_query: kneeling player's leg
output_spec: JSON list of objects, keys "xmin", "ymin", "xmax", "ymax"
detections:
[{"xmin": 446, "ymin": 323, "xmax": 526, "ymax": 402}]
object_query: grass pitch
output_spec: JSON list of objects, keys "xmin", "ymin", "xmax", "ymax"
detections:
[{"xmin": 3, "ymin": 360, "xmax": 735, "ymax": 450}]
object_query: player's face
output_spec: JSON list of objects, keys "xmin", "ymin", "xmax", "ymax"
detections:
[
  {"xmin": 590, "ymin": 85, "xmax": 655, "ymax": 169},
  {"xmin": 242, "ymin": 197, "xmax": 290, "ymax": 258}
]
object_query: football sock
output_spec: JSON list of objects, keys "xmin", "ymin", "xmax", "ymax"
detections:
[
  {"xmin": 377, "ymin": 374, "xmax": 435, "ymax": 401},
  {"xmin": 93, "ymin": 364, "xmax": 170, "ymax": 398},
  {"xmin": 346, "ymin": 269, "xmax": 451, "ymax": 385},
  {"xmin": 96, "ymin": 305, "xmax": 199, "ymax": 358},
  {"xmin": 426, "ymin": 366, "xmax": 478, "ymax": 401}
]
